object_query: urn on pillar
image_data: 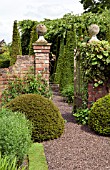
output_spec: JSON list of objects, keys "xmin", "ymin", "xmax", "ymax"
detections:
[
  {"xmin": 88, "ymin": 24, "xmax": 100, "ymax": 43},
  {"xmin": 36, "ymin": 24, "xmax": 48, "ymax": 44},
  {"xmin": 33, "ymin": 24, "xmax": 51, "ymax": 83}
]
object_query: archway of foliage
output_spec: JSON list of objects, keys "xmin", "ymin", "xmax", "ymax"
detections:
[{"xmin": 18, "ymin": 10, "xmax": 110, "ymax": 99}]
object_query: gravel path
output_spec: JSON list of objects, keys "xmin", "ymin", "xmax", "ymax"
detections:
[{"xmin": 43, "ymin": 87, "xmax": 110, "ymax": 170}]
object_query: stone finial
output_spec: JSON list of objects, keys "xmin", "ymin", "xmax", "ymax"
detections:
[
  {"xmin": 88, "ymin": 24, "xmax": 100, "ymax": 43},
  {"xmin": 36, "ymin": 24, "xmax": 48, "ymax": 44}
]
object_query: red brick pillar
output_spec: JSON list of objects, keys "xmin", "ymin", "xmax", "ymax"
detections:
[
  {"xmin": 88, "ymin": 82, "xmax": 108, "ymax": 108},
  {"xmin": 33, "ymin": 43, "xmax": 51, "ymax": 83}
]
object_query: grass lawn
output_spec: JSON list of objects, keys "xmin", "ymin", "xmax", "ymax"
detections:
[{"xmin": 28, "ymin": 143, "xmax": 48, "ymax": 170}]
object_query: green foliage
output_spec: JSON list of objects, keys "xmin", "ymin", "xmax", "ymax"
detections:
[
  {"xmin": 60, "ymin": 29, "xmax": 74, "ymax": 90},
  {"xmin": 88, "ymin": 94, "xmax": 110, "ymax": 135},
  {"xmin": 0, "ymin": 59, "xmax": 10, "ymax": 68},
  {"xmin": 18, "ymin": 20, "xmax": 37, "ymax": 55},
  {"xmin": 29, "ymin": 25, "xmax": 38, "ymax": 55},
  {"xmin": 0, "ymin": 155, "xmax": 25, "ymax": 170},
  {"xmin": 17, "ymin": 10, "xmax": 110, "ymax": 58},
  {"xmin": 0, "ymin": 108, "xmax": 32, "ymax": 164},
  {"xmin": 54, "ymin": 37, "xmax": 64, "ymax": 83},
  {"xmin": 0, "ymin": 44, "xmax": 11, "ymax": 68},
  {"xmin": 80, "ymin": 0, "xmax": 110, "ymax": 13},
  {"xmin": 28, "ymin": 143, "xmax": 48, "ymax": 170},
  {"xmin": 0, "ymin": 155, "xmax": 17, "ymax": 170},
  {"xmin": 79, "ymin": 40, "xmax": 110, "ymax": 86},
  {"xmin": 11, "ymin": 20, "xmax": 22, "ymax": 65},
  {"xmin": 61, "ymin": 84, "xmax": 74, "ymax": 103},
  {"xmin": 73, "ymin": 108, "xmax": 89, "ymax": 125},
  {"xmin": 5, "ymin": 94, "xmax": 65, "ymax": 142},
  {"xmin": 2, "ymin": 74, "xmax": 52, "ymax": 106}
]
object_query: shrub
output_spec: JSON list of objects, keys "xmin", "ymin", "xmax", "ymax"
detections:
[
  {"xmin": 88, "ymin": 94, "xmax": 110, "ymax": 135},
  {"xmin": 2, "ymin": 74, "xmax": 52, "ymax": 106},
  {"xmin": 0, "ymin": 108, "xmax": 32, "ymax": 164},
  {"xmin": 5, "ymin": 94, "xmax": 65, "ymax": 142},
  {"xmin": 61, "ymin": 85, "xmax": 74, "ymax": 103},
  {"xmin": 73, "ymin": 108, "xmax": 89, "ymax": 125}
]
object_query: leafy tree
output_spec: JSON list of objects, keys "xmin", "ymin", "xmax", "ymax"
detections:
[
  {"xmin": 11, "ymin": 20, "xmax": 22, "ymax": 65},
  {"xmin": 80, "ymin": 0, "xmax": 110, "ymax": 13}
]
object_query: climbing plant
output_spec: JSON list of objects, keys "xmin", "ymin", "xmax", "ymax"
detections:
[{"xmin": 79, "ymin": 40, "xmax": 110, "ymax": 87}]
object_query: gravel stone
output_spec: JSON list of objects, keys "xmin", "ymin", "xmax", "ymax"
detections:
[{"xmin": 43, "ymin": 88, "xmax": 110, "ymax": 170}]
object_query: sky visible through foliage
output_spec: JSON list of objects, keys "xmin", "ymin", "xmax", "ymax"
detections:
[{"xmin": 0, "ymin": 0, "xmax": 83, "ymax": 43}]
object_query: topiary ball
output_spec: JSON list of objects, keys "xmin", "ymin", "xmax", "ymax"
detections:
[
  {"xmin": 5, "ymin": 94, "xmax": 65, "ymax": 142},
  {"xmin": 88, "ymin": 94, "xmax": 110, "ymax": 136}
]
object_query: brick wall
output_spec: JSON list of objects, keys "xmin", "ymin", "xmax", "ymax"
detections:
[
  {"xmin": 88, "ymin": 82, "xmax": 109, "ymax": 108},
  {"xmin": 0, "ymin": 43, "xmax": 51, "ymax": 105},
  {"xmin": 0, "ymin": 55, "xmax": 34, "ymax": 103}
]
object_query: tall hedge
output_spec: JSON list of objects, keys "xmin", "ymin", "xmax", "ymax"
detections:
[
  {"xmin": 29, "ymin": 25, "xmax": 38, "ymax": 55},
  {"xmin": 11, "ymin": 20, "xmax": 22, "ymax": 65},
  {"xmin": 60, "ymin": 31, "xmax": 73, "ymax": 90},
  {"xmin": 54, "ymin": 37, "xmax": 64, "ymax": 84}
]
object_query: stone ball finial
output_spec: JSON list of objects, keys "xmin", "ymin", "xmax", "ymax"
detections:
[
  {"xmin": 36, "ymin": 24, "xmax": 47, "ymax": 36},
  {"xmin": 88, "ymin": 24, "xmax": 100, "ymax": 36},
  {"xmin": 88, "ymin": 24, "xmax": 100, "ymax": 43},
  {"xmin": 36, "ymin": 24, "xmax": 47, "ymax": 44}
]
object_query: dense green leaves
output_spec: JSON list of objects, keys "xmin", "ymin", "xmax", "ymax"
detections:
[
  {"xmin": 0, "ymin": 108, "xmax": 32, "ymax": 164},
  {"xmin": 5, "ymin": 94, "xmax": 65, "ymax": 142},
  {"xmin": 29, "ymin": 25, "xmax": 38, "ymax": 55},
  {"xmin": 11, "ymin": 20, "xmax": 22, "ymax": 65},
  {"xmin": 73, "ymin": 108, "xmax": 89, "ymax": 125},
  {"xmin": 88, "ymin": 94, "xmax": 110, "ymax": 135},
  {"xmin": 18, "ymin": 10, "xmax": 110, "ymax": 57},
  {"xmin": 80, "ymin": 0, "xmax": 110, "ymax": 13},
  {"xmin": 2, "ymin": 74, "xmax": 52, "ymax": 106},
  {"xmin": 18, "ymin": 20, "xmax": 37, "ymax": 55},
  {"xmin": 79, "ymin": 40, "xmax": 110, "ymax": 86}
]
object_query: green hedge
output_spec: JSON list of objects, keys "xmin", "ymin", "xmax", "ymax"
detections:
[
  {"xmin": 88, "ymin": 94, "xmax": 110, "ymax": 135},
  {"xmin": 5, "ymin": 94, "xmax": 65, "ymax": 142}
]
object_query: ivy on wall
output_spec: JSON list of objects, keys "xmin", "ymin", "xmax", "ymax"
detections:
[{"xmin": 79, "ymin": 40, "xmax": 110, "ymax": 87}]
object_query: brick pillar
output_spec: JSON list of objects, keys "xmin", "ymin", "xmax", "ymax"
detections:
[
  {"xmin": 88, "ymin": 82, "xmax": 108, "ymax": 108},
  {"xmin": 33, "ymin": 43, "xmax": 51, "ymax": 83}
]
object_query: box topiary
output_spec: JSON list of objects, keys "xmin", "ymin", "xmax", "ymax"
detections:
[
  {"xmin": 88, "ymin": 94, "xmax": 110, "ymax": 136},
  {"xmin": 5, "ymin": 94, "xmax": 65, "ymax": 142}
]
